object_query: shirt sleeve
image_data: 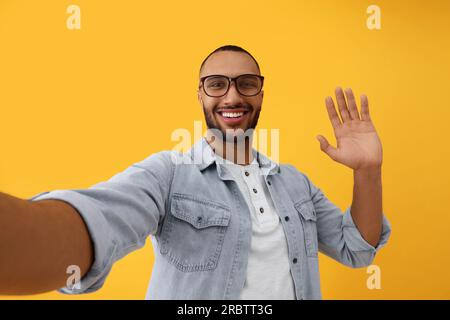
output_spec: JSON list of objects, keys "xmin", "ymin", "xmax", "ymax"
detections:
[
  {"xmin": 27, "ymin": 151, "xmax": 175, "ymax": 294},
  {"xmin": 302, "ymin": 173, "xmax": 392, "ymax": 268}
]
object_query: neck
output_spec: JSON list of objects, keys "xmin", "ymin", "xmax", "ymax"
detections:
[{"xmin": 206, "ymin": 134, "xmax": 254, "ymax": 166}]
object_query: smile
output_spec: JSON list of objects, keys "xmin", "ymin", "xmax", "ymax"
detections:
[
  {"xmin": 216, "ymin": 110, "xmax": 249, "ymax": 124},
  {"xmin": 221, "ymin": 111, "xmax": 244, "ymax": 118}
]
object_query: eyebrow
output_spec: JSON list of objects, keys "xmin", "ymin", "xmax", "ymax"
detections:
[{"xmin": 199, "ymin": 72, "xmax": 262, "ymax": 79}]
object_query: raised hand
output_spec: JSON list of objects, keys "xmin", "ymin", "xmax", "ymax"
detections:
[{"xmin": 316, "ymin": 87, "xmax": 382, "ymax": 171}]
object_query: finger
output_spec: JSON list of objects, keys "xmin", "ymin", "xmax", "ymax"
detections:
[
  {"xmin": 316, "ymin": 135, "xmax": 338, "ymax": 161},
  {"xmin": 360, "ymin": 94, "xmax": 371, "ymax": 121},
  {"xmin": 335, "ymin": 87, "xmax": 351, "ymax": 123},
  {"xmin": 325, "ymin": 96, "xmax": 341, "ymax": 129},
  {"xmin": 344, "ymin": 88, "xmax": 361, "ymax": 120}
]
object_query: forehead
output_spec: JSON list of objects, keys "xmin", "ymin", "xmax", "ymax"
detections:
[{"xmin": 200, "ymin": 51, "xmax": 260, "ymax": 78}]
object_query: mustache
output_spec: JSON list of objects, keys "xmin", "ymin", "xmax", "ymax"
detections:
[{"xmin": 215, "ymin": 105, "xmax": 252, "ymax": 112}]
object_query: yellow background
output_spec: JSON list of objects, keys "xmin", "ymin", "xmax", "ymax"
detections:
[{"xmin": 1, "ymin": 0, "xmax": 449, "ymax": 299}]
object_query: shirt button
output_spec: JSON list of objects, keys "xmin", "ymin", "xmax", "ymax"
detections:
[
  {"xmin": 267, "ymin": 180, "xmax": 271, "ymax": 186},
  {"xmin": 253, "ymin": 188, "xmax": 257, "ymax": 194},
  {"xmin": 245, "ymin": 171, "xmax": 250, "ymax": 176},
  {"xmin": 285, "ymin": 216, "xmax": 290, "ymax": 221},
  {"xmin": 293, "ymin": 258, "xmax": 298, "ymax": 264},
  {"xmin": 259, "ymin": 207, "xmax": 264, "ymax": 213}
]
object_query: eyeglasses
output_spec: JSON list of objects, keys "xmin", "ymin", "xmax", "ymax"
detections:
[{"xmin": 199, "ymin": 74, "xmax": 264, "ymax": 97}]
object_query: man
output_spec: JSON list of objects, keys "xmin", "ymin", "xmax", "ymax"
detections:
[{"xmin": 0, "ymin": 45, "xmax": 391, "ymax": 299}]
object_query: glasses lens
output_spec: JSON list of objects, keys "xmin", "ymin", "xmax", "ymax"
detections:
[
  {"xmin": 236, "ymin": 75, "xmax": 262, "ymax": 96},
  {"xmin": 204, "ymin": 76, "xmax": 229, "ymax": 97}
]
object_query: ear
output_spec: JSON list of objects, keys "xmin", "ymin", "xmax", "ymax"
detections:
[
  {"xmin": 261, "ymin": 89, "xmax": 264, "ymax": 99},
  {"xmin": 197, "ymin": 89, "xmax": 203, "ymax": 106}
]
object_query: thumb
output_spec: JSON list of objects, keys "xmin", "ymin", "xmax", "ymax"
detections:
[{"xmin": 316, "ymin": 135, "xmax": 338, "ymax": 160}]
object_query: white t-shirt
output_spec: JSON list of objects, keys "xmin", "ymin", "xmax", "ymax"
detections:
[{"xmin": 222, "ymin": 157, "xmax": 296, "ymax": 300}]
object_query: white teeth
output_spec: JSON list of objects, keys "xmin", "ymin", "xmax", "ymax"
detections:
[{"xmin": 221, "ymin": 112, "xmax": 244, "ymax": 118}]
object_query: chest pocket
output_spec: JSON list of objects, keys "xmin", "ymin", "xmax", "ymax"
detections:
[
  {"xmin": 294, "ymin": 199, "xmax": 318, "ymax": 257},
  {"xmin": 159, "ymin": 193, "xmax": 231, "ymax": 272}
]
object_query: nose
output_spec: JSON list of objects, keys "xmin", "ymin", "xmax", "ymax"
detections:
[{"xmin": 222, "ymin": 81, "xmax": 244, "ymax": 105}]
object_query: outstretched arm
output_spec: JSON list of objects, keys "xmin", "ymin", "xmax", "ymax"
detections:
[{"xmin": 0, "ymin": 192, "xmax": 93, "ymax": 295}]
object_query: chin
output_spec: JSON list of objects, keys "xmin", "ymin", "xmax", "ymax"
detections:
[{"xmin": 222, "ymin": 127, "xmax": 254, "ymax": 141}]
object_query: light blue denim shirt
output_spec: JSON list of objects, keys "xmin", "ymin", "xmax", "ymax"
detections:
[{"xmin": 29, "ymin": 137, "xmax": 391, "ymax": 299}]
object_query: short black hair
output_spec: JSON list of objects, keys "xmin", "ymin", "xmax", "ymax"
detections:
[{"xmin": 199, "ymin": 45, "xmax": 261, "ymax": 75}]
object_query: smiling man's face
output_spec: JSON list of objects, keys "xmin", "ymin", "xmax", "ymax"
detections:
[{"xmin": 198, "ymin": 50, "xmax": 264, "ymax": 140}]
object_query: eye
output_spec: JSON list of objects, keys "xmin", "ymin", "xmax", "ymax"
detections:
[
  {"xmin": 206, "ymin": 78, "xmax": 227, "ymax": 89},
  {"xmin": 237, "ymin": 76, "xmax": 260, "ymax": 89},
  {"xmin": 209, "ymin": 82, "xmax": 226, "ymax": 88},
  {"xmin": 240, "ymin": 81, "xmax": 258, "ymax": 88}
]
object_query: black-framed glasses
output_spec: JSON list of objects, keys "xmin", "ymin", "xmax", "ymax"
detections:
[{"xmin": 199, "ymin": 74, "xmax": 264, "ymax": 97}]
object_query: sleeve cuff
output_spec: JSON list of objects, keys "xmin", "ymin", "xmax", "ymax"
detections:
[
  {"xmin": 28, "ymin": 190, "xmax": 118, "ymax": 294},
  {"xmin": 342, "ymin": 206, "xmax": 392, "ymax": 253}
]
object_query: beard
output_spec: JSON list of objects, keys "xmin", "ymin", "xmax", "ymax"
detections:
[{"xmin": 202, "ymin": 104, "xmax": 261, "ymax": 142}]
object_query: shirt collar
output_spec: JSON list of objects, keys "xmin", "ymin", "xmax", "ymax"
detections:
[{"xmin": 188, "ymin": 137, "xmax": 280, "ymax": 176}]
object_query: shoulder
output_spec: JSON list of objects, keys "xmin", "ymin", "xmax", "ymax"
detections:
[
  {"xmin": 131, "ymin": 150, "xmax": 185, "ymax": 181},
  {"xmin": 278, "ymin": 163, "xmax": 315, "ymax": 198}
]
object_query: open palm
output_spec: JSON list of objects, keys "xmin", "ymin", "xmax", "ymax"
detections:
[{"xmin": 317, "ymin": 87, "xmax": 383, "ymax": 170}]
